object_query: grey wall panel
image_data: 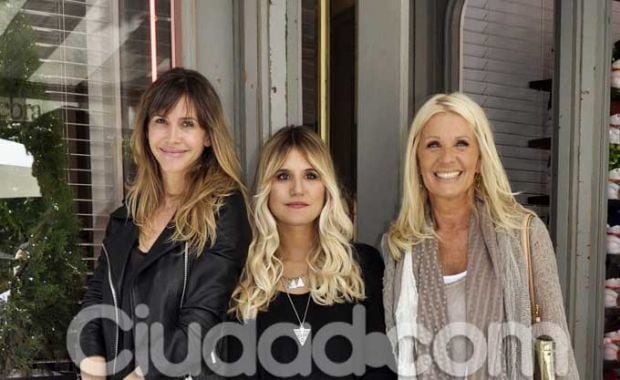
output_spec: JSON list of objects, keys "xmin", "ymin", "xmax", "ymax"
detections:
[
  {"xmin": 356, "ymin": 0, "xmax": 410, "ymax": 246},
  {"xmin": 552, "ymin": 0, "xmax": 611, "ymax": 376},
  {"xmin": 195, "ymin": 0, "xmax": 235, "ymax": 129}
]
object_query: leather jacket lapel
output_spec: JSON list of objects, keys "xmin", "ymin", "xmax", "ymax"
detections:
[
  {"xmin": 102, "ymin": 220, "xmax": 138, "ymax": 292},
  {"xmin": 137, "ymin": 225, "xmax": 184, "ymax": 276},
  {"xmin": 101, "ymin": 219, "xmax": 183, "ymax": 295}
]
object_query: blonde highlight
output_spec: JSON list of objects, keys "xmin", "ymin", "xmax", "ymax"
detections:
[{"xmin": 126, "ymin": 68, "xmax": 246, "ymax": 255}]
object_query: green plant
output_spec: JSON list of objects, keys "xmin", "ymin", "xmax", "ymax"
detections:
[{"xmin": 0, "ymin": 11, "xmax": 85, "ymax": 375}]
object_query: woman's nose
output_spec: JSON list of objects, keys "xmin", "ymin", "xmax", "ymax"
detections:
[
  {"xmin": 439, "ymin": 147, "xmax": 456, "ymax": 163},
  {"xmin": 290, "ymin": 177, "xmax": 304, "ymax": 195},
  {"xmin": 168, "ymin": 123, "xmax": 181, "ymax": 141}
]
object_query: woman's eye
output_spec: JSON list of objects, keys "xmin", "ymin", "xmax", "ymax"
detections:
[
  {"xmin": 275, "ymin": 172, "xmax": 289, "ymax": 181},
  {"xmin": 153, "ymin": 117, "xmax": 167, "ymax": 124},
  {"xmin": 305, "ymin": 171, "xmax": 319, "ymax": 180},
  {"xmin": 426, "ymin": 141, "xmax": 440, "ymax": 148},
  {"xmin": 456, "ymin": 140, "xmax": 470, "ymax": 147},
  {"xmin": 181, "ymin": 121, "xmax": 195, "ymax": 128}
]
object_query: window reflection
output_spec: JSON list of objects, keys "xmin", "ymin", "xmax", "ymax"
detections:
[{"xmin": 0, "ymin": 0, "xmax": 172, "ymax": 370}]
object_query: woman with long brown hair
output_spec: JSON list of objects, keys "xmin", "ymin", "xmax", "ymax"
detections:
[{"xmin": 76, "ymin": 68, "xmax": 251, "ymax": 379}]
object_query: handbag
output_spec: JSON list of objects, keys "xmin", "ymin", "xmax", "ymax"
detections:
[{"xmin": 521, "ymin": 213, "xmax": 556, "ymax": 380}]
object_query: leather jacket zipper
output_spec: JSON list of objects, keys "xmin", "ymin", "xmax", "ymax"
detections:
[
  {"xmin": 101, "ymin": 244, "xmax": 119, "ymax": 376},
  {"xmin": 180, "ymin": 243, "xmax": 188, "ymax": 309}
]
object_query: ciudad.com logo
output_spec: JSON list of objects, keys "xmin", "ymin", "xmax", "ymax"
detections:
[{"xmin": 66, "ymin": 304, "xmax": 573, "ymax": 378}]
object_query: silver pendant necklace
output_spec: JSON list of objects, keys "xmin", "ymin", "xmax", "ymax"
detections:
[
  {"xmin": 284, "ymin": 291, "xmax": 312, "ymax": 346},
  {"xmin": 282, "ymin": 274, "xmax": 306, "ymax": 290}
]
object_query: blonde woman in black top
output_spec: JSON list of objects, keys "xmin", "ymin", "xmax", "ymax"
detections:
[{"xmin": 229, "ymin": 126, "xmax": 394, "ymax": 379}]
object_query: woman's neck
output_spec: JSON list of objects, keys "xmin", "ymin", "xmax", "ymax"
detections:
[
  {"xmin": 431, "ymin": 195, "xmax": 474, "ymax": 231},
  {"xmin": 161, "ymin": 172, "xmax": 186, "ymax": 207},
  {"xmin": 278, "ymin": 224, "xmax": 317, "ymax": 262}
]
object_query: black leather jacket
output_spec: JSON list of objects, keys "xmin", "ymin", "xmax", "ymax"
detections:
[{"xmin": 76, "ymin": 191, "xmax": 251, "ymax": 379}]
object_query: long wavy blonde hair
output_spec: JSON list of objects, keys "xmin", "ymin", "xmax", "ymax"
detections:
[
  {"xmin": 387, "ymin": 92, "xmax": 528, "ymax": 260},
  {"xmin": 126, "ymin": 68, "xmax": 245, "ymax": 254},
  {"xmin": 231, "ymin": 126, "xmax": 364, "ymax": 320}
]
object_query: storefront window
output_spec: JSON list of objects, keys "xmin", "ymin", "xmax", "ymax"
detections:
[
  {"xmin": 0, "ymin": 0, "xmax": 172, "ymax": 372},
  {"xmin": 0, "ymin": 0, "xmax": 172, "ymax": 269}
]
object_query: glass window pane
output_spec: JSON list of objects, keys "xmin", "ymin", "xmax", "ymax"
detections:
[{"xmin": 0, "ymin": 0, "xmax": 172, "ymax": 367}]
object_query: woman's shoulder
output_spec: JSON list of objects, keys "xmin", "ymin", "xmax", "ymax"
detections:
[
  {"xmin": 211, "ymin": 189, "xmax": 251, "ymax": 250},
  {"xmin": 218, "ymin": 189, "xmax": 247, "ymax": 213},
  {"xmin": 106, "ymin": 204, "xmax": 132, "ymax": 228},
  {"xmin": 528, "ymin": 213, "xmax": 548, "ymax": 233},
  {"xmin": 352, "ymin": 242, "xmax": 384, "ymax": 273},
  {"xmin": 109, "ymin": 204, "xmax": 129, "ymax": 219},
  {"xmin": 514, "ymin": 210, "xmax": 549, "ymax": 237},
  {"xmin": 523, "ymin": 212, "xmax": 554, "ymax": 252},
  {"xmin": 216, "ymin": 190, "xmax": 250, "ymax": 229}
]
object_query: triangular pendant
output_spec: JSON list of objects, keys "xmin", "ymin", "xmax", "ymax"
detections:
[
  {"xmin": 287, "ymin": 277, "xmax": 305, "ymax": 289},
  {"xmin": 293, "ymin": 325, "xmax": 311, "ymax": 346}
]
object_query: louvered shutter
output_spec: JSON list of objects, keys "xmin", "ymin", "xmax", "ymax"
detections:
[
  {"xmin": 461, "ymin": 0, "xmax": 553, "ymax": 219},
  {"xmin": 4, "ymin": 0, "xmax": 172, "ymax": 272}
]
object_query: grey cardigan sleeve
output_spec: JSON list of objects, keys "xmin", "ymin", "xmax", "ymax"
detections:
[
  {"xmin": 380, "ymin": 233, "xmax": 400, "ymax": 359},
  {"xmin": 529, "ymin": 217, "xmax": 580, "ymax": 379}
]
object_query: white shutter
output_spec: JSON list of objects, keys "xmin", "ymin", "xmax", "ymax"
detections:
[
  {"xmin": 461, "ymin": 0, "xmax": 553, "ymax": 218},
  {"xmin": 10, "ymin": 0, "xmax": 172, "ymax": 271}
]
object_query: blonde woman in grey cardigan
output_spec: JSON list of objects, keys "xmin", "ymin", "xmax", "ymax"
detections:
[{"xmin": 383, "ymin": 93, "xmax": 578, "ymax": 379}]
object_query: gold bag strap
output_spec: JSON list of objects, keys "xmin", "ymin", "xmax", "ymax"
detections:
[{"xmin": 521, "ymin": 212, "xmax": 541, "ymax": 323}]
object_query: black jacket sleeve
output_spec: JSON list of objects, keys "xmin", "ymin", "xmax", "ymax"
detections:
[
  {"xmin": 78, "ymin": 219, "xmax": 115, "ymax": 359},
  {"xmin": 355, "ymin": 244, "xmax": 397, "ymax": 380},
  {"xmin": 156, "ymin": 191, "xmax": 252, "ymax": 377}
]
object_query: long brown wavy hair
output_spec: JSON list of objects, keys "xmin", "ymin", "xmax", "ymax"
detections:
[{"xmin": 126, "ymin": 68, "xmax": 246, "ymax": 254}]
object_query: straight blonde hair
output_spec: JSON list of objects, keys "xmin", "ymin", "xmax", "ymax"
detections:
[
  {"xmin": 126, "ymin": 68, "xmax": 246, "ymax": 254},
  {"xmin": 231, "ymin": 126, "xmax": 364, "ymax": 320},
  {"xmin": 387, "ymin": 92, "xmax": 528, "ymax": 260}
]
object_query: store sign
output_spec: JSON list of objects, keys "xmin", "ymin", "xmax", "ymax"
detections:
[{"xmin": 0, "ymin": 97, "xmax": 66, "ymax": 122}]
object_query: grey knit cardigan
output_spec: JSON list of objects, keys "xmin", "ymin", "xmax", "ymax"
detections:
[{"xmin": 381, "ymin": 212, "xmax": 580, "ymax": 379}]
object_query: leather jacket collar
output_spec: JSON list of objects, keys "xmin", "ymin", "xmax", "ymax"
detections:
[{"xmin": 102, "ymin": 206, "xmax": 184, "ymax": 291}]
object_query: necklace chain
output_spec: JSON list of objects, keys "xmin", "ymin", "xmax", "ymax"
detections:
[
  {"xmin": 285, "ymin": 291, "xmax": 311, "ymax": 326},
  {"xmin": 281, "ymin": 272, "xmax": 307, "ymax": 281}
]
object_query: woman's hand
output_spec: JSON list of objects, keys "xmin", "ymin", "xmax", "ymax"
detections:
[{"xmin": 80, "ymin": 355, "xmax": 106, "ymax": 380}]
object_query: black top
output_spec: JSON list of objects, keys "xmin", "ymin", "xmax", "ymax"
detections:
[{"xmin": 225, "ymin": 243, "xmax": 396, "ymax": 379}]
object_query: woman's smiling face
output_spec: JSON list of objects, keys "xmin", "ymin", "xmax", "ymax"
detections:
[
  {"xmin": 147, "ymin": 97, "xmax": 211, "ymax": 178},
  {"xmin": 416, "ymin": 112, "xmax": 480, "ymax": 203}
]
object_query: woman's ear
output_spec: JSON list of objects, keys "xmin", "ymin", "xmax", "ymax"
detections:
[{"xmin": 204, "ymin": 134, "xmax": 212, "ymax": 148}]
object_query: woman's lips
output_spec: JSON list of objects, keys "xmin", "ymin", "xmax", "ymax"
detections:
[
  {"xmin": 160, "ymin": 148, "xmax": 187, "ymax": 157},
  {"xmin": 286, "ymin": 202, "xmax": 309, "ymax": 209}
]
